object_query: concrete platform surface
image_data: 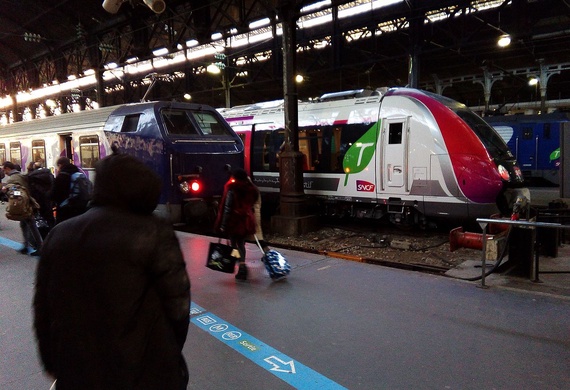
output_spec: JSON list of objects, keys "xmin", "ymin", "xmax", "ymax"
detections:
[{"xmin": 1, "ymin": 213, "xmax": 569, "ymax": 390}]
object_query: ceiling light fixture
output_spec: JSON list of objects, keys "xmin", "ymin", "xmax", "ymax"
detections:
[
  {"xmin": 497, "ymin": 34, "xmax": 511, "ymax": 48},
  {"xmin": 207, "ymin": 64, "xmax": 221, "ymax": 74},
  {"xmin": 528, "ymin": 77, "xmax": 539, "ymax": 86}
]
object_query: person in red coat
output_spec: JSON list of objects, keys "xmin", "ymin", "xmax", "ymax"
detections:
[{"xmin": 215, "ymin": 168, "xmax": 259, "ymax": 280}]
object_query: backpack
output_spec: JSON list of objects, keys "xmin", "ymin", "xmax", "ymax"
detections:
[
  {"xmin": 5, "ymin": 184, "xmax": 36, "ymax": 221},
  {"xmin": 28, "ymin": 168, "xmax": 54, "ymax": 195},
  {"xmin": 27, "ymin": 168, "xmax": 54, "ymax": 206},
  {"xmin": 60, "ymin": 172, "xmax": 93, "ymax": 208}
]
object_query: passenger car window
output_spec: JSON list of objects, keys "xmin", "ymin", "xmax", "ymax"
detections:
[
  {"xmin": 9, "ymin": 142, "xmax": 21, "ymax": 167},
  {"xmin": 79, "ymin": 135, "xmax": 100, "ymax": 168},
  {"xmin": 31, "ymin": 140, "xmax": 46, "ymax": 166}
]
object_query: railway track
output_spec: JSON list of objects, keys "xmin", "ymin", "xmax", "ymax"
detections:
[
  {"xmin": 263, "ymin": 219, "xmax": 481, "ymax": 273},
  {"xmin": 180, "ymin": 186, "xmax": 566, "ymax": 275}
]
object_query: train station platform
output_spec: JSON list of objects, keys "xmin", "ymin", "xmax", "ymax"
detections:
[{"xmin": 1, "ymin": 209, "xmax": 569, "ymax": 389}]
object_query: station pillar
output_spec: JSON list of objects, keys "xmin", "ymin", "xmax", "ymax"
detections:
[
  {"xmin": 270, "ymin": 147, "xmax": 318, "ymax": 236},
  {"xmin": 270, "ymin": 1, "xmax": 318, "ymax": 236}
]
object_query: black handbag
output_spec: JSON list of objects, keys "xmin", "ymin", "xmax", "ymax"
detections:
[{"xmin": 206, "ymin": 240, "xmax": 239, "ymax": 273}]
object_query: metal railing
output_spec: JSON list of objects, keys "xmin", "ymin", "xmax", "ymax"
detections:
[{"xmin": 476, "ymin": 218, "xmax": 570, "ymax": 288}]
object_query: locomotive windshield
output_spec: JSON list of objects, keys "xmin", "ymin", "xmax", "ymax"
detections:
[
  {"xmin": 453, "ymin": 109, "xmax": 513, "ymax": 159},
  {"xmin": 161, "ymin": 109, "xmax": 233, "ymax": 137}
]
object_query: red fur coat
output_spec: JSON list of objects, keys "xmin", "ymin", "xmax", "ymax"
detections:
[{"xmin": 215, "ymin": 178, "xmax": 259, "ymax": 237}]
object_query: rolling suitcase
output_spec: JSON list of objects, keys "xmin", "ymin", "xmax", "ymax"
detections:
[{"xmin": 255, "ymin": 235, "xmax": 291, "ymax": 280}]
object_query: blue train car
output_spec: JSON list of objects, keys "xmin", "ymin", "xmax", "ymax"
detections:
[
  {"xmin": 0, "ymin": 101, "xmax": 244, "ymax": 224},
  {"xmin": 485, "ymin": 112, "xmax": 568, "ymax": 186}
]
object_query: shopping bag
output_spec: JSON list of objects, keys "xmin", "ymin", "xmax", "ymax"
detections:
[{"xmin": 206, "ymin": 240, "xmax": 238, "ymax": 273}]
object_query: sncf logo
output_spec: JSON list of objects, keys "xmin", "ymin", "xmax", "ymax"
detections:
[{"xmin": 356, "ymin": 180, "xmax": 375, "ymax": 192}]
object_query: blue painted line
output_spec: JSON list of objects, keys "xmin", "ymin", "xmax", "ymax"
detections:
[
  {"xmin": 190, "ymin": 302, "xmax": 347, "ymax": 389},
  {"xmin": 0, "ymin": 236, "xmax": 23, "ymax": 251}
]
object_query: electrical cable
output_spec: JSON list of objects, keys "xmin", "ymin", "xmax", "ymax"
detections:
[{"xmin": 448, "ymin": 226, "xmax": 512, "ymax": 281}]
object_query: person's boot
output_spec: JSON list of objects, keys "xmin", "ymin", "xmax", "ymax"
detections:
[{"xmin": 235, "ymin": 263, "xmax": 248, "ymax": 280}]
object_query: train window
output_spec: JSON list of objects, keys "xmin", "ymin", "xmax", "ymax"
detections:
[
  {"xmin": 0, "ymin": 144, "xmax": 5, "ymax": 164},
  {"xmin": 298, "ymin": 131, "xmax": 312, "ymax": 171},
  {"xmin": 252, "ymin": 130, "xmax": 273, "ymax": 172},
  {"xmin": 299, "ymin": 128, "xmax": 325, "ymax": 171},
  {"xmin": 9, "ymin": 142, "xmax": 21, "ymax": 167},
  {"xmin": 454, "ymin": 108, "xmax": 512, "ymax": 158},
  {"xmin": 262, "ymin": 130, "xmax": 284, "ymax": 171},
  {"xmin": 328, "ymin": 127, "xmax": 342, "ymax": 172},
  {"xmin": 192, "ymin": 111, "xmax": 232, "ymax": 136},
  {"xmin": 388, "ymin": 123, "xmax": 403, "ymax": 144},
  {"xmin": 338, "ymin": 124, "xmax": 370, "ymax": 172},
  {"xmin": 79, "ymin": 135, "xmax": 100, "ymax": 168},
  {"xmin": 31, "ymin": 140, "xmax": 46, "ymax": 166},
  {"xmin": 522, "ymin": 127, "xmax": 533, "ymax": 140},
  {"xmin": 162, "ymin": 110, "xmax": 198, "ymax": 135},
  {"xmin": 121, "ymin": 115, "xmax": 140, "ymax": 133}
]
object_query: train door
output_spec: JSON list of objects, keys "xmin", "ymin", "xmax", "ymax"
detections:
[
  {"xmin": 59, "ymin": 134, "xmax": 73, "ymax": 162},
  {"xmin": 516, "ymin": 124, "xmax": 537, "ymax": 173},
  {"xmin": 380, "ymin": 117, "xmax": 410, "ymax": 193},
  {"xmin": 233, "ymin": 125, "xmax": 251, "ymax": 173},
  {"xmin": 535, "ymin": 122, "xmax": 559, "ymax": 170}
]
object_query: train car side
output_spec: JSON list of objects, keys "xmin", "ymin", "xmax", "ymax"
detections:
[
  {"xmin": 0, "ymin": 107, "xmax": 116, "ymax": 180},
  {"xmin": 222, "ymin": 88, "xmax": 525, "ymax": 226},
  {"xmin": 485, "ymin": 112, "xmax": 568, "ymax": 186}
]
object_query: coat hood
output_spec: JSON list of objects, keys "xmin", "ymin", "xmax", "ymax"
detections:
[{"xmin": 91, "ymin": 152, "xmax": 161, "ymax": 215}]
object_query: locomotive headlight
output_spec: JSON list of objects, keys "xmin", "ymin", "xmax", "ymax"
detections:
[{"xmin": 497, "ymin": 165, "xmax": 510, "ymax": 181}]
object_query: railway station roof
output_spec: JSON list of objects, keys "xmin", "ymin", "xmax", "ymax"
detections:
[{"xmin": 0, "ymin": 0, "xmax": 569, "ymax": 112}]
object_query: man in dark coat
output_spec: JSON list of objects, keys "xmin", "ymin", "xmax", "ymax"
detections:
[
  {"xmin": 33, "ymin": 150, "xmax": 191, "ymax": 390},
  {"xmin": 27, "ymin": 162, "xmax": 55, "ymax": 237},
  {"xmin": 215, "ymin": 168, "xmax": 258, "ymax": 280},
  {"xmin": 50, "ymin": 156, "xmax": 87, "ymax": 224}
]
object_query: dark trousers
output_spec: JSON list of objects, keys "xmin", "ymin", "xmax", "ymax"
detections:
[{"xmin": 20, "ymin": 218, "xmax": 43, "ymax": 250}]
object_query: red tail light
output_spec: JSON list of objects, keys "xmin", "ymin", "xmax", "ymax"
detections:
[
  {"xmin": 179, "ymin": 179, "xmax": 202, "ymax": 194},
  {"xmin": 190, "ymin": 180, "xmax": 201, "ymax": 192}
]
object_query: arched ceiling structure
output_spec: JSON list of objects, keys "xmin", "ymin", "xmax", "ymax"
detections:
[{"xmin": 0, "ymin": 0, "xmax": 569, "ymax": 114}]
